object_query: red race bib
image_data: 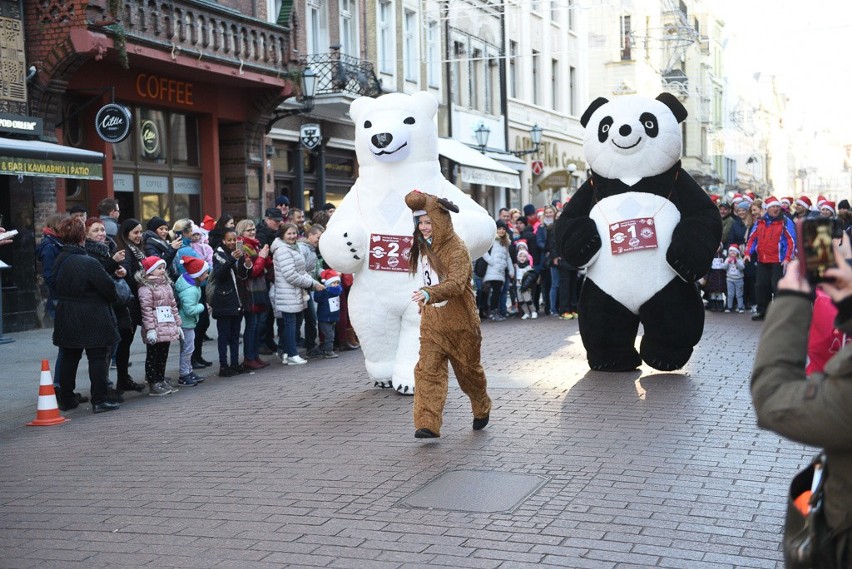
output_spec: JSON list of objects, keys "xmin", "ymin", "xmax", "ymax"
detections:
[
  {"xmin": 368, "ymin": 234, "xmax": 413, "ymax": 272},
  {"xmin": 608, "ymin": 217, "xmax": 658, "ymax": 255}
]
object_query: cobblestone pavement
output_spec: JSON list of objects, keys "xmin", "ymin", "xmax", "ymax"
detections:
[{"xmin": 0, "ymin": 311, "xmax": 812, "ymax": 568}]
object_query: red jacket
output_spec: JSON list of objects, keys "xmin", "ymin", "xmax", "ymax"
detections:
[{"xmin": 745, "ymin": 214, "xmax": 796, "ymax": 263}]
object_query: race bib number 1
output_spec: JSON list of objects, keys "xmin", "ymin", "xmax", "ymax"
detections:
[
  {"xmin": 368, "ymin": 234, "xmax": 413, "ymax": 272},
  {"xmin": 609, "ymin": 217, "xmax": 658, "ymax": 255}
]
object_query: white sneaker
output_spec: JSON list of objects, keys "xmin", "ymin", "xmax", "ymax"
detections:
[
  {"xmin": 531, "ymin": 311, "xmax": 538, "ymax": 319},
  {"xmin": 724, "ymin": 309, "xmax": 731, "ymax": 313},
  {"xmin": 737, "ymin": 309, "xmax": 745, "ymax": 313},
  {"xmin": 287, "ymin": 355, "xmax": 307, "ymax": 365},
  {"xmin": 521, "ymin": 313, "xmax": 530, "ymax": 320}
]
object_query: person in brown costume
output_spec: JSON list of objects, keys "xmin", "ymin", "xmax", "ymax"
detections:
[{"xmin": 405, "ymin": 190, "xmax": 492, "ymax": 439}]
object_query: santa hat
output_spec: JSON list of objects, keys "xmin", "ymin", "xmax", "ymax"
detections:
[
  {"xmin": 200, "ymin": 215, "xmax": 216, "ymax": 231},
  {"xmin": 709, "ymin": 194, "xmax": 720, "ymax": 204},
  {"xmin": 743, "ymin": 192, "xmax": 756, "ymax": 204},
  {"xmin": 731, "ymin": 193, "xmax": 744, "ymax": 205},
  {"xmin": 142, "ymin": 256, "xmax": 166, "ymax": 275},
  {"xmin": 180, "ymin": 255, "xmax": 209, "ymax": 278},
  {"xmin": 780, "ymin": 197, "xmax": 792, "ymax": 206},
  {"xmin": 821, "ymin": 201, "xmax": 836, "ymax": 215},
  {"xmin": 796, "ymin": 195, "xmax": 812, "ymax": 209},
  {"xmin": 320, "ymin": 269, "xmax": 341, "ymax": 286},
  {"xmin": 763, "ymin": 196, "xmax": 782, "ymax": 208},
  {"xmin": 817, "ymin": 195, "xmax": 829, "ymax": 209},
  {"xmin": 728, "ymin": 245, "xmax": 741, "ymax": 256},
  {"xmin": 515, "ymin": 239, "xmax": 529, "ymax": 251}
]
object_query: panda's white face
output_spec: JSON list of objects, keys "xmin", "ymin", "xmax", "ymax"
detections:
[{"xmin": 583, "ymin": 95, "xmax": 683, "ymax": 182}]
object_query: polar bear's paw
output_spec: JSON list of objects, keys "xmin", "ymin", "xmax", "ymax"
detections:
[
  {"xmin": 342, "ymin": 230, "xmax": 366, "ymax": 261},
  {"xmin": 392, "ymin": 378, "xmax": 415, "ymax": 396},
  {"xmin": 374, "ymin": 379, "xmax": 394, "ymax": 389}
]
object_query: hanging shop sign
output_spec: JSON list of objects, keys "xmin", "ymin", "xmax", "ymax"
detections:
[
  {"xmin": 94, "ymin": 103, "xmax": 132, "ymax": 143},
  {"xmin": 300, "ymin": 123, "xmax": 321, "ymax": 150}
]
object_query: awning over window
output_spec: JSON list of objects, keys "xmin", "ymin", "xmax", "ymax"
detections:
[
  {"xmin": 0, "ymin": 137, "xmax": 104, "ymax": 180},
  {"xmin": 437, "ymin": 138, "xmax": 521, "ymax": 189}
]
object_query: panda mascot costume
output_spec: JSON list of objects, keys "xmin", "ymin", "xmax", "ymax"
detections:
[{"xmin": 554, "ymin": 93, "xmax": 721, "ymax": 372}]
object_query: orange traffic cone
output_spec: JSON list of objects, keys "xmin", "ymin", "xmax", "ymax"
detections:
[{"xmin": 26, "ymin": 360, "xmax": 69, "ymax": 427}]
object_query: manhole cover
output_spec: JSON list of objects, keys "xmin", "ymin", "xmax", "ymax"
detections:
[{"xmin": 401, "ymin": 470, "xmax": 548, "ymax": 513}]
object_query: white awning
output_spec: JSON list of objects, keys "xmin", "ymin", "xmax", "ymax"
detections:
[
  {"xmin": 485, "ymin": 151, "xmax": 528, "ymax": 172},
  {"xmin": 437, "ymin": 138, "xmax": 521, "ymax": 189}
]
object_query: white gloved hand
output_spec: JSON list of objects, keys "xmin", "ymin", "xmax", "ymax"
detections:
[{"xmin": 146, "ymin": 330, "xmax": 158, "ymax": 344}]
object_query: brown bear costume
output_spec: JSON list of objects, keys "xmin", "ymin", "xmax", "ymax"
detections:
[{"xmin": 404, "ymin": 190, "xmax": 492, "ymax": 438}]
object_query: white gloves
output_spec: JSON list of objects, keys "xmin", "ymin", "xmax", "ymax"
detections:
[
  {"xmin": 146, "ymin": 330, "xmax": 158, "ymax": 344},
  {"xmin": 178, "ymin": 328, "xmax": 185, "ymax": 341}
]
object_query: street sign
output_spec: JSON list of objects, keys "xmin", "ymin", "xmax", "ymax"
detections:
[
  {"xmin": 94, "ymin": 103, "xmax": 132, "ymax": 144},
  {"xmin": 300, "ymin": 123, "xmax": 321, "ymax": 150},
  {"xmin": 531, "ymin": 160, "xmax": 544, "ymax": 176}
]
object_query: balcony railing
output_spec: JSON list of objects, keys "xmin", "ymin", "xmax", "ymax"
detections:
[
  {"xmin": 303, "ymin": 51, "xmax": 382, "ymax": 98},
  {"xmin": 85, "ymin": 0, "xmax": 292, "ymax": 76}
]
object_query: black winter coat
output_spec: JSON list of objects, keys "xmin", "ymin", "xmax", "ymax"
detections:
[
  {"xmin": 143, "ymin": 230, "xmax": 178, "ymax": 265},
  {"xmin": 255, "ymin": 222, "xmax": 278, "ymax": 249},
  {"xmin": 84, "ymin": 239, "xmax": 132, "ymax": 331},
  {"xmin": 210, "ymin": 246, "xmax": 250, "ymax": 318},
  {"xmin": 119, "ymin": 243, "xmax": 145, "ymax": 326},
  {"xmin": 52, "ymin": 245, "xmax": 120, "ymax": 349}
]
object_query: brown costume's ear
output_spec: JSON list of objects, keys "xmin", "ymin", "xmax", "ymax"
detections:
[
  {"xmin": 405, "ymin": 190, "xmax": 428, "ymax": 211},
  {"xmin": 436, "ymin": 197, "xmax": 459, "ymax": 213}
]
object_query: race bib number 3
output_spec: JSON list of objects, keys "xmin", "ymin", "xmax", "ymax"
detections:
[
  {"xmin": 368, "ymin": 234, "xmax": 413, "ymax": 272},
  {"xmin": 609, "ymin": 217, "xmax": 658, "ymax": 255}
]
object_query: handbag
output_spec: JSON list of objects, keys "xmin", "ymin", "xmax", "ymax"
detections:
[
  {"xmin": 784, "ymin": 453, "xmax": 838, "ymax": 569},
  {"xmin": 113, "ymin": 277, "xmax": 134, "ymax": 307}
]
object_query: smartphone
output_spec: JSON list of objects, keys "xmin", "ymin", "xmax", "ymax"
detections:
[
  {"xmin": 0, "ymin": 229, "xmax": 18, "ymax": 240},
  {"xmin": 799, "ymin": 218, "xmax": 837, "ymax": 285}
]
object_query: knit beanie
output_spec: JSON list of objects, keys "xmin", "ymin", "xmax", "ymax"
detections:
[
  {"xmin": 146, "ymin": 216, "xmax": 169, "ymax": 232},
  {"xmin": 523, "ymin": 204, "xmax": 536, "ymax": 217}
]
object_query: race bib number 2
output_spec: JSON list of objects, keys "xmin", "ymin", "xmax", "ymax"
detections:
[
  {"xmin": 609, "ymin": 217, "xmax": 658, "ymax": 255},
  {"xmin": 368, "ymin": 234, "xmax": 413, "ymax": 272}
]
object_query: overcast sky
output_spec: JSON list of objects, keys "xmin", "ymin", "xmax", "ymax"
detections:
[{"xmin": 716, "ymin": 0, "xmax": 852, "ymax": 140}]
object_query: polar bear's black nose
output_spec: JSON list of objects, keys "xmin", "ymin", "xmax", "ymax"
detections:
[
  {"xmin": 619, "ymin": 124, "xmax": 632, "ymax": 137},
  {"xmin": 372, "ymin": 132, "xmax": 393, "ymax": 148}
]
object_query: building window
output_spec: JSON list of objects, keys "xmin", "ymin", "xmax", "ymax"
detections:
[
  {"xmin": 509, "ymin": 41, "xmax": 518, "ymax": 98},
  {"xmin": 307, "ymin": 0, "xmax": 329, "ymax": 55},
  {"xmin": 531, "ymin": 0, "xmax": 540, "ymax": 12},
  {"xmin": 620, "ymin": 15, "xmax": 632, "ymax": 60},
  {"xmin": 427, "ymin": 20, "xmax": 439, "ymax": 87},
  {"xmin": 485, "ymin": 56, "xmax": 495, "ymax": 114},
  {"xmin": 403, "ymin": 9, "xmax": 419, "ymax": 82},
  {"xmin": 569, "ymin": 66, "xmax": 577, "ymax": 115},
  {"xmin": 267, "ymin": 0, "xmax": 283, "ymax": 24},
  {"xmin": 452, "ymin": 41, "xmax": 464, "ymax": 105},
  {"xmin": 532, "ymin": 50, "xmax": 540, "ymax": 105},
  {"xmin": 551, "ymin": 59, "xmax": 559, "ymax": 111},
  {"xmin": 550, "ymin": 0, "xmax": 559, "ymax": 21},
  {"xmin": 471, "ymin": 48, "xmax": 482, "ymax": 110},
  {"xmin": 378, "ymin": 0, "xmax": 395, "ymax": 74},
  {"xmin": 568, "ymin": 0, "xmax": 575, "ymax": 30},
  {"xmin": 339, "ymin": 0, "xmax": 358, "ymax": 56}
]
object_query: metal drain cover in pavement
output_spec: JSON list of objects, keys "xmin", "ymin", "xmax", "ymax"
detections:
[{"xmin": 401, "ymin": 470, "xmax": 549, "ymax": 513}]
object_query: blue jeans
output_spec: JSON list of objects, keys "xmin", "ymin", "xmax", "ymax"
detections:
[
  {"xmin": 243, "ymin": 312, "xmax": 260, "ymax": 361},
  {"xmin": 549, "ymin": 266, "xmax": 561, "ymax": 315},
  {"xmin": 277, "ymin": 312, "xmax": 298, "ymax": 357}
]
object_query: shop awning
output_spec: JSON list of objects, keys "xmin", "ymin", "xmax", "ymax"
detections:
[
  {"xmin": 437, "ymin": 138, "xmax": 521, "ymax": 189},
  {"xmin": 0, "ymin": 137, "xmax": 104, "ymax": 180},
  {"xmin": 485, "ymin": 151, "xmax": 527, "ymax": 172}
]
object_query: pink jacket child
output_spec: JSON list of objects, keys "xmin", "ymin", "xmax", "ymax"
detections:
[
  {"xmin": 190, "ymin": 223, "xmax": 214, "ymax": 266},
  {"xmin": 137, "ymin": 257, "xmax": 183, "ymax": 343},
  {"xmin": 806, "ymin": 288, "xmax": 849, "ymax": 375}
]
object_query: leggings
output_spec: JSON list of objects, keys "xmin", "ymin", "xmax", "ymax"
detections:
[
  {"xmin": 115, "ymin": 325, "xmax": 136, "ymax": 383},
  {"xmin": 145, "ymin": 341, "xmax": 170, "ymax": 384}
]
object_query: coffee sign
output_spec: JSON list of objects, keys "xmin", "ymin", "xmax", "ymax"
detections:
[
  {"xmin": 94, "ymin": 103, "xmax": 132, "ymax": 143},
  {"xmin": 140, "ymin": 119, "xmax": 160, "ymax": 156}
]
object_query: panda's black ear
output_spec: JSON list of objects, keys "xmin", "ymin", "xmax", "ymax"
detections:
[
  {"xmin": 656, "ymin": 92, "xmax": 688, "ymax": 123},
  {"xmin": 580, "ymin": 97, "xmax": 609, "ymax": 128}
]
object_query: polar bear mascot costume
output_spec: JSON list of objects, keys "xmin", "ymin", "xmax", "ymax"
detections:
[{"xmin": 320, "ymin": 91, "xmax": 495, "ymax": 394}]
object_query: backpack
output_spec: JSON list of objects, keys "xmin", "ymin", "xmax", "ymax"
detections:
[
  {"xmin": 474, "ymin": 257, "xmax": 488, "ymax": 279},
  {"xmin": 473, "ymin": 246, "xmax": 493, "ymax": 279}
]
